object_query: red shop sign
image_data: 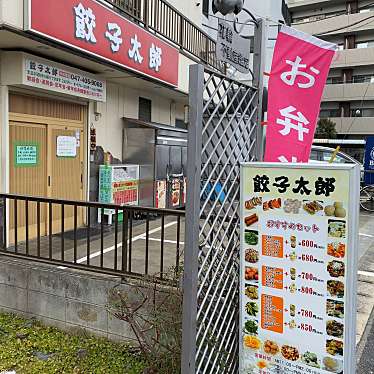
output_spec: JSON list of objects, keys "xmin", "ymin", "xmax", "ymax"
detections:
[{"xmin": 26, "ymin": 0, "xmax": 179, "ymax": 87}]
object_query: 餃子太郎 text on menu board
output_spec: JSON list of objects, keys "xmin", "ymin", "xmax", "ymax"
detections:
[{"xmin": 240, "ymin": 163, "xmax": 359, "ymax": 374}]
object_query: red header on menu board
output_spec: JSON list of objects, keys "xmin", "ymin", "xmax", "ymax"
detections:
[{"xmin": 27, "ymin": 0, "xmax": 179, "ymax": 87}]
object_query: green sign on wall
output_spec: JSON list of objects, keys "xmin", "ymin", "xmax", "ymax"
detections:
[{"xmin": 14, "ymin": 142, "xmax": 39, "ymax": 167}]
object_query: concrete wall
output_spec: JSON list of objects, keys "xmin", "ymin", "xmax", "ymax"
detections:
[
  {"xmin": 332, "ymin": 47, "xmax": 374, "ymax": 69},
  {"xmin": 291, "ymin": 2, "xmax": 346, "ymax": 20},
  {"xmin": 0, "ymin": 257, "xmax": 142, "ymax": 342},
  {"xmin": 0, "ymin": 0, "xmax": 23, "ymax": 29},
  {"xmin": 329, "ymin": 116, "xmax": 374, "ymax": 134},
  {"xmin": 91, "ymin": 82, "xmax": 185, "ymax": 160},
  {"xmin": 178, "ymin": 54, "xmax": 194, "ymax": 93},
  {"xmin": 168, "ymin": 0, "xmax": 202, "ymax": 26},
  {"xmin": 323, "ymin": 82, "xmax": 374, "ymax": 101}
]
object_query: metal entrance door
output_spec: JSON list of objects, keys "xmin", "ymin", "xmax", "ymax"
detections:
[{"xmin": 182, "ymin": 20, "xmax": 266, "ymax": 373}]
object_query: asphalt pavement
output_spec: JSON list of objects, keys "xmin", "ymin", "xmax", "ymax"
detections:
[{"xmin": 356, "ymin": 211, "xmax": 374, "ymax": 372}]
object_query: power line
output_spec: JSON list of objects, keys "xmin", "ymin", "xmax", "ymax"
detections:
[
  {"xmin": 342, "ymin": 79, "xmax": 372, "ymax": 139},
  {"xmin": 293, "ymin": 12, "xmax": 346, "ymax": 26},
  {"xmin": 293, "ymin": 1, "xmax": 374, "ymax": 26}
]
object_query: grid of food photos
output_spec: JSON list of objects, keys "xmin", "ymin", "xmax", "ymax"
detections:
[{"xmin": 241, "ymin": 195, "xmax": 348, "ymax": 374}]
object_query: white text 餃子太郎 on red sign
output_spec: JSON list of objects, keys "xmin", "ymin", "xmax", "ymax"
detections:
[{"xmin": 26, "ymin": 0, "xmax": 179, "ymax": 87}]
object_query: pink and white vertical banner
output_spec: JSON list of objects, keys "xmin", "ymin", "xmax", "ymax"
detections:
[{"xmin": 264, "ymin": 26, "xmax": 337, "ymax": 163}]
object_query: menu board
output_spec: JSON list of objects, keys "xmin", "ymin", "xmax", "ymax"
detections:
[{"xmin": 240, "ymin": 163, "xmax": 359, "ymax": 374}]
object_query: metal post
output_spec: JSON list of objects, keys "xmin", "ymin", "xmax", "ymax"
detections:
[
  {"xmin": 181, "ymin": 64, "xmax": 204, "ymax": 374},
  {"xmin": 143, "ymin": 0, "xmax": 149, "ymax": 28},
  {"xmin": 253, "ymin": 18, "xmax": 268, "ymax": 161}
]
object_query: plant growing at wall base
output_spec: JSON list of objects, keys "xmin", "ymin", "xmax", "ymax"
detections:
[{"xmin": 107, "ymin": 269, "xmax": 183, "ymax": 374}]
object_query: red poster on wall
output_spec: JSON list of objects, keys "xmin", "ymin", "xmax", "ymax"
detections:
[{"xmin": 26, "ymin": 0, "xmax": 179, "ymax": 87}]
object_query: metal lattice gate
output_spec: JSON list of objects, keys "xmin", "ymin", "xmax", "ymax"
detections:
[{"xmin": 182, "ymin": 20, "xmax": 267, "ymax": 374}]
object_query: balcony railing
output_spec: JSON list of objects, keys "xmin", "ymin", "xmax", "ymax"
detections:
[
  {"xmin": 105, "ymin": 0, "xmax": 223, "ymax": 71},
  {"xmin": 326, "ymin": 77, "xmax": 374, "ymax": 84},
  {"xmin": 108, "ymin": 0, "xmax": 142, "ymax": 19}
]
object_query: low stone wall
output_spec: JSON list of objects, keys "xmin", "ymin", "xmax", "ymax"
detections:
[{"xmin": 0, "ymin": 256, "xmax": 138, "ymax": 342}]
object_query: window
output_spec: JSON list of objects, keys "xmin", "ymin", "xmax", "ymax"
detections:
[
  {"xmin": 322, "ymin": 153, "xmax": 347, "ymax": 163},
  {"xmin": 203, "ymin": 0, "xmax": 209, "ymax": 17},
  {"xmin": 356, "ymin": 40, "xmax": 374, "ymax": 49},
  {"xmin": 326, "ymin": 77, "xmax": 343, "ymax": 85},
  {"xmin": 310, "ymin": 150, "xmax": 319, "ymax": 161},
  {"xmin": 363, "ymin": 108, "xmax": 374, "ymax": 116},
  {"xmin": 352, "ymin": 108, "xmax": 374, "ymax": 117},
  {"xmin": 352, "ymin": 75, "xmax": 374, "ymax": 83},
  {"xmin": 351, "ymin": 109, "xmax": 362, "ymax": 117},
  {"xmin": 359, "ymin": 7, "xmax": 374, "ymax": 13},
  {"xmin": 319, "ymin": 109, "xmax": 341, "ymax": 118},
  {"xmin": 138, "ymin": 97, "xmax": 152, "ymax": 122},
  {"xmin": 334, "ymin": 155, "xmax": 348, "ymax": 164},
  {"xmin": 346, "ymin": 1, "xmax": 358, "ymax": 14},
  {"xmin": 175, "ymin": 118, "xmax": 187, "ymax": 130}
]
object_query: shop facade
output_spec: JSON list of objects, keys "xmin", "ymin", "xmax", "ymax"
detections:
[{"xmin": 0, "ymin": 0, "xmax": 200, "ymax": 239}]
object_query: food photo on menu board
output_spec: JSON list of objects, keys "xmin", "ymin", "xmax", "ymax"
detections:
[{"xmin": 240, "ymin": 164, "xmax": 359, "ymax": 374}]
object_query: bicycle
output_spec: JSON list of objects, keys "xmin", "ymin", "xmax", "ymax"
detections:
[{"xmin": 360, "ymin": 184, "xmax": 374, "ymax": 212}]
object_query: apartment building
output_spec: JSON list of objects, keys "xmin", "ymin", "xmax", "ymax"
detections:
[{"xmin": 289, "ymin": 0, "xmax": 374, "ymax": 159}]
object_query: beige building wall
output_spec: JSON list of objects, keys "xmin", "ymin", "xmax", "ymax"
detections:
[
  {"xmin": 292, "ymin": 10, "xmax": 374, "ymax": 35},
  {"xmin": 178, "ymin": 54, "xmax": 195, "ymax": 93},
  {"xmin": 92, "ymin": 82, "xmax": 185, "ymax": 160},
  {"xmin": 332, "ymin": 47, "xmax": 374, "ymax": 68},
  {"xmin": 168, "ymin": 0, "xmax": 202, "ymax": 26},
  {"xmin": 323, "ymin": 83, "xmax": 374, "ymax": 102},
  {"xmin": 329, "ymin": 117, "xmax": 374, "ymax": 134},
  {"xmin": 0, "ymin": 0, "xmax": 23, "ymax": 29}
]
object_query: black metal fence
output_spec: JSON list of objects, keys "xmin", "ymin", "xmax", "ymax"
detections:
[{"xmin": 0, "ymin": 194, "xmax": 184, "ymax": 280}]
